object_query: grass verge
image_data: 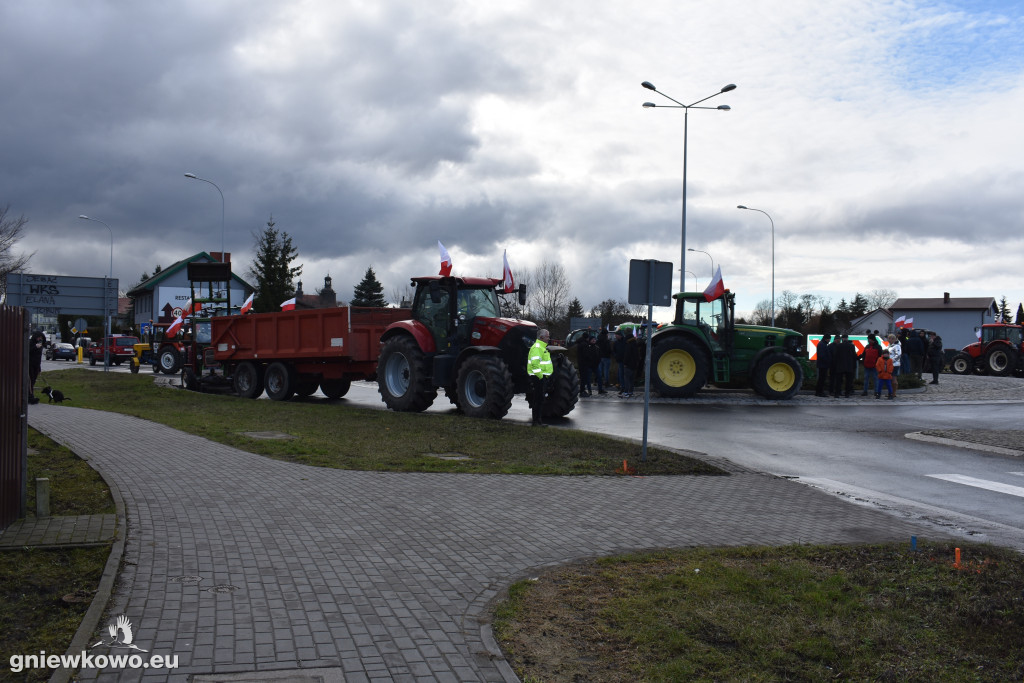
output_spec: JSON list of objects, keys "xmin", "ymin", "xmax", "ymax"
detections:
[
  {"xmin": 35, "ymin": 369, "xmax": 722, "ymax": 476},
  {"xmin": 493, "ymin": 541, "xmax": 1024, "ymax": 682},
  {"xmin": 1, "ymin": 430, "xmax": 113, "ymax": 683}
]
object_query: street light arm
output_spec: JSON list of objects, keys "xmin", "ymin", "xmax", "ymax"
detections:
[{"xmin": 185, "ymin": 172, "xmax": 226, "ymax": 259}]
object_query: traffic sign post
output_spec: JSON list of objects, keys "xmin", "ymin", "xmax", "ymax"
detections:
[{"xmin": 628, "ymin": 259, "xmax": 674, "ymax": 463}]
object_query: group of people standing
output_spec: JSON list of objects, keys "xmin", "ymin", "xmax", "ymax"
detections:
[
  {"xmin": 576, "ymin": 328, "xmax": 643, "ymax": 399},
  {"xmin": 815, "ymin": 328, "xmax": 944, "ymax": 399}
]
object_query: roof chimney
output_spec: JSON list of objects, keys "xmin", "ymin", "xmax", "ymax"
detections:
[{"xmin": 943, "ymin": 292, "xmax": 950, "ymax": 304}]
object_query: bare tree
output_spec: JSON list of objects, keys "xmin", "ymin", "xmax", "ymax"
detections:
[
  {"xmin": 390, "ymin": 283, "xmax": 415, "ymax": 308},
  {"xmin": 526, "ymin": 260, "xmax": 572, "ymax": 330},
  {"xmin": 865, "ymin": 288, "xmax": 898, "ymax": 310},
  {"xmin": 0, "ymin": 205, "xmax": 33, "ymax": 296},
  {"xmin": 750, "ymin": 299, "xmax": 774, "ymax": 326}
]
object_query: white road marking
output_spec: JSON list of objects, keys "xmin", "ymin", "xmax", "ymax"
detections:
[{"xmin": 926, "ymin": 474, "xmax": 1024, "ymax": 499}]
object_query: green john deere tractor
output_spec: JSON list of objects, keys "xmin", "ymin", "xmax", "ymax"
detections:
[{"xmin": 648, "ymin": 290, "xmax": 807, "ymax": 400}]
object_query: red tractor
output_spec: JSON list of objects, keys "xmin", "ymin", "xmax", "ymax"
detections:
[
  {"xmin": 950, "ymin": 323, "xmax": 1024, "ymax": 376},
  {"xmin": 377, "ymin": 276, "xmax": 579, "ymax": 420}
]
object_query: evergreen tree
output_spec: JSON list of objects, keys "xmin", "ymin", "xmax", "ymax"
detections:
[
  {"xmin": 351, "ymin": 267, "xmax": 387, "ymax": 307},
  {"xmin": 1016, "ymin": 303, "xmax": 1024, "ymax": 325},
  {"xmin": 247, "ymin": 216, "xmax": 301, "ymax": 313},
  {"xmin": 849, "ymin": 293, "xmax": 869, "ymax": 318},
  {"xmin": 998, "ymin": 296, "xmax": 1011, "ymax": 321},
  {"xmin": 566, "ymin": 297, "xmax": 584, "ymax": 321}
]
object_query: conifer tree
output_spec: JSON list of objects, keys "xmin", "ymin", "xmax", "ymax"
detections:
[
  {"xmin": 248, "ymin": 216, "xmax": 301, "ymax": 313},
  {"xmin": 351, "ymin": 267, "xmax": 387, "ymax": 307}
]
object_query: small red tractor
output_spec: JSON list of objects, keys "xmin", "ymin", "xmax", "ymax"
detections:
[{"xmin": 950, "ymin": 323, "xmax": 1024, "ymax": 376}]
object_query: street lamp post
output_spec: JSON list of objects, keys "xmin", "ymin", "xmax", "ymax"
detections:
[
  {"xmin": 77, "ymin": 215, "xmax": 114, "ymax": 372},
  {"xmin": 684, "ymin": 270, "xmax": 699, "ymax": 291},
  {"xmin": 738, "ymin": 205, "xmax": 775, "ymax": 326},
  {"xmin": 184, "ymin": 173, "xmax": 225, "ymax": 261},
  {"xmin": 642, "ymin": 80, "xmax": 735, "ymax": 291},
  {"xmin": 688, "ymin": 248, "xmax": 714, "ymax": 281}
]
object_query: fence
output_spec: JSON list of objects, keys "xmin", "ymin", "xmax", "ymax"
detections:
[{"xmin": 0, "ymin": 305, "xmax": 27, "ymax": 529}]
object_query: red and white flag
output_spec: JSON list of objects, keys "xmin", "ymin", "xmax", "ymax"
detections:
[
  {"xmin": 502, "ymin": 250, "xmax": 515, "ymax": 293},
  {"xmin": 894, "ymin": 315, "xmax": 906, "ymax": 328},
  {"xmin": 280, "ymin": 297, "xmax": 296, "ymax": 311},
  {"xmin": 180, "ymin": 298, "xmax": 194, "ymax": 319},
  {"xmin": 438, "ymin": 241, "xmax": 453, "ymax": 276},
  {"xmin": 240, "ymin": 292, "xmax": 254, "ymax": 314},
  {"xmin": 703, "ymin": 266, "xmax": 725, "ymax": 302},
  {"xmin": 903, "ymin": 317, "xmax": 914, "ymax": 329},
  {"xmin": 165, "ymin": 315, "xmax": 184, "ymax": 337}
]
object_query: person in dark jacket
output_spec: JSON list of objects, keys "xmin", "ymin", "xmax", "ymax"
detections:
[
  {"xmin": 926, "ymin": 332, "xmax": 944, "ymax": 384},
  {"xmin": 597, "ymin": 329, "xmax": 612, "ymax": 388},
  {"xmin": 832, "ymin": 333, "xmax": 859, "ymax": 397},
  {"xmin": 612, "ymin": 330, "xmax": 626, "ymax": 389},
  {"xmin": 815, "ymin": 334, "xmax": 832, "ymax": 397},
  {"xmin": 28, "ymin": 330, "xmax": 46, "ymax": 404},
  {"xmin": 905, "ymin": 329, "xmax": 925, "ymax": 377},
  {"xmin": 578, "ymin": 334, "xmax": 602, "ymax": 396},
  {"xmin": 621, "ymin": 333, "xmax": 639, "ymax": 398}
]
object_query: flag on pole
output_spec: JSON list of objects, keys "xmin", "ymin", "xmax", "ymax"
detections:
[
  {"xmin": 280, "ymin": 297, "xmax": 296, "ymax": 311},
  {"xmin": 180, "ymin": 298, "xmax": 194, "ymax": 319},
  {"xmin": 904, "ymin": 317, "xmax": 914, "ymax": 329},
  {"xmin": 894, "ymin": 315, "xmax": 906, "ymax": 328},
  {"xmin": 438, "ymin": 241, "xmax": 453, "ymax": 276},
  {"xmin": 165, "ymin": 315, "xmax": 184, "ymax": 337},
  {"xmin": 703, "ymin": 266, "xmax": 725, "ymax": 302},
  {"xmin": 502, "ymin": 250, "xmax": 515, "ymax": 293},
  {"xmin": 240, "ymin": 292, "xmax": 254, "ymax": 314}
]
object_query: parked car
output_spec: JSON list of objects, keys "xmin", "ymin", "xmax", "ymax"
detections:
[
  {"xmin": 46, "ymin": 342, "xmax": 78, "ymax": 361},
  {"xmin": 86, "ymin": 335, "xmax": 140, "ymax": 366}
]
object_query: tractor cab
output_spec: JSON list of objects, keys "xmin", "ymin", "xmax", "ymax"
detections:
[
  {"xmin": 672, "ymin": 291, "xmax": 734, "ymax": 355},
  {"xmin": 411, "ymin": 276, "xmax": 526, "ymax": 356},
  {"xmin": 980, "ymin": 324, "xmax": 1022, "ymax": 345}
]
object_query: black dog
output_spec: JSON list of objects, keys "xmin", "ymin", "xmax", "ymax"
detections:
[{"xmin": 42, "ymin": 386, "xmax": 71, "ymax": 403}]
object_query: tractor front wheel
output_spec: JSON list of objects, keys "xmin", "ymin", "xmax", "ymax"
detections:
[
  {"xmin": 377, "ymin": 336, "xmax": 436, "ymax": 412},
  {"xmin": 950, "ymin": 352, "xmax": 974, "ymax": 375},
  {"xmin": 158, "ymin": 346, "xmax": 181, "ymax": 375},
  {"xmin": 542, "ymin": 353, "xmax": 580, "ymax": 418},
  {"xmin": 650, "ymin": 337, "xmax": 708, "ymax": 398},
  {"xmin": 985, "ymin": 345, "xmax": 1017, "ymax": 376},
  {"xmin": 456, "ymin": 355, "xmax": 513, "ymax": 419},
  {"xmin": 752, "ymin": 352, "xmax": 803, "ymax": 400}
]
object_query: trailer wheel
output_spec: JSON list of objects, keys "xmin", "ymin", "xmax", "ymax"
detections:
[
  {"xmin": 985, "ymin": 345, "xmax": 1017, "ymax": 376},
  {"xmin": 320, "ymin": 378, "xmax": 351, "ymax": 399},
  {"xmin": 182, "ymin": 366, "xmax": 200, "ymax": 392},
  {"xmin": 650, "ymin": 337, "xmax": 707, "ymax": 398},
  {"xmin": 752, "ymin": 352, "xmax": 803, "ymax": 400},
  {"xmin": 542, "ymin": 353, "xmax": 580, "ymax": 418},
  {"xmin": 456, "ymin": 355, "xmax": 513, "ymax": 419},
  {"xmin": 233, "ymin": 361, "xmax": 264, "ymax": 399},
  {"xmin": 158, "ymin": 346, "xmax": 181, "ymax": 374},
  {"xmin": 264, "ymin": 362, "xmax": 295, "ymax": 401},
  {"xmin": 294, "ymin": 376, "xmax": 319, "ymax": 397},
  {"xmin": 377, "ymin": 336, "xmax": 436, "ymax": 412},
  {"xmin": 950, "ymin": 352, "xmax": 974, "ymax": 375}
]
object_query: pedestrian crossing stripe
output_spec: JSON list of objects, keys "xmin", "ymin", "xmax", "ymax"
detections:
[{"xmin": 926, "ymin": 474, "xmax": 1024, "ymax": 499}]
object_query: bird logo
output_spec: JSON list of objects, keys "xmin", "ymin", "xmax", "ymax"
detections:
[{"xmin": 90, "ymin": 614, "xmax": 149, "ymax": 652}]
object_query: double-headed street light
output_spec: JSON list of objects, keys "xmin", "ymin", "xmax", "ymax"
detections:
[
  {"xmin": 737, "ymin": 205, "xmax": 775, "ymax": 326},
  {"xmin": 77, "ymin": 215, "xmax": 114, "ymax": 371},
  {"xmin": 687, "ymin": 248, "xmax": 715, "ymax": 281},
  {"xmin": 184, "ymin": 173, "xmax": 225, "ymax": 260},
  {"xmin": 642, "ymin": 80, "xmax": 735, "ymax": 291}
]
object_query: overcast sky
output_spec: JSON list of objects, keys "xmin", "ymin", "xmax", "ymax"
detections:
[{"xmin": 3, "ymin": 0, "xmax": 1023, "ymax": 320}]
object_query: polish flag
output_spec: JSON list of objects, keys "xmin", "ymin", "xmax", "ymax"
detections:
[
  {"xmin": 165, "ymin": 315, "xmax": 184, "ymax": 337},
  {"xmin": 180, "ymin": 298, "xmax": 194, "ymax": 319},
  {"xmin": 240, "ymin": 293, "xmax": 254, "ymax": 314},
  {"xmin": 502, "ymin": 250, "xmax": 515, "ymax": 293},
  {"xmin": 894, "ymin": 315, "xmax": 906, "ymax": 328},
  {"xmin": 280, "ymin": 297, "xmax": 296, "ymax": 311},
  {"xmin": 438, "ymin": 241, "xmax": 453, "ymax": 276},
  {"xmin": 703, "ymin": 266, "xmax": 725, "ymax": 302},
  {"xmin": 903, "ymin": 317, "xmax": 914, "ymax": 329}
]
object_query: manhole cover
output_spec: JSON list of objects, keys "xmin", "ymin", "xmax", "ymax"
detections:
[
  {"xmin": 206, "ymin": 584, "xmax": 240, "ymax": 594},
  {"xmin": 241, "ymin": 431, "xmax": 297, "ymax": 440},
  {"xmin": 425, "ymin": 452, "xmax": 471, "ymax": 461},
  {"xmin": 169, "ymin": 575, "xmax": 203, "ymax": 585}
]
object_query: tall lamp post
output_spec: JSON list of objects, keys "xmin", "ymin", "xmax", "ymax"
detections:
[
  {"xmin": 737, "ymin": 205, "xmax": 775, "ymax": 326},
  {"xmin": 684, "ymin": 270, "xmax": 699, "ymax": 291},
  {"xmin": 688, "ymin": 248, "xmax": 715, "ymax": 281},
  {"xmin": 184, "ymin": 173, "xmax": 225, "ymax": 261},
  {"xmin": 77, "ymin": 215, "xmax": 114, "ymax": 372},
  {"xmin": 642, "ymin": 80, "xmax": 735, "ymax": 291}
]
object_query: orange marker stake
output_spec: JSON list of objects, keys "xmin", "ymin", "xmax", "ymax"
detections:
[{"xmin": 954, "ymin": 547, "xmax": 961, "ymax": 569}]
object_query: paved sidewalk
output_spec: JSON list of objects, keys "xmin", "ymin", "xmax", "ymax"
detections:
[
  {"xmin": 0, "ymin": 514, "xmax": 116, "ymax": 549},
  {"xmin": 24, "ymin": 404, "xmax": 943, "ymax": 682}
]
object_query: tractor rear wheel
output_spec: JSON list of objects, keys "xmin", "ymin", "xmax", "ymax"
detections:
[
  {"xmin": 456, "ymin": 355, "xmax": 513, "ymax": 419},
  {"xmin": 650, "ymin": 337, "xmax": 707, "ymax": 398},
  {"xmin": 542, "ymin": 353, "xmax": 580, "ymax": 418},
  {"xmin": 752, "ymin": 352, "xmax": 803, "ymax": 400},
  {"xmin": 377, "ymin": 336, "xmax": 436, "ymax": 412},
  {"xmin": 158, "ymin": 346, "xmax": 181, "ymax": 374},
  {"xmin": 264, "ymin": 362, "xmax": 295, "ymax": 401},
  {"xmin": 319, "ymin": 378, "xmax": 351, "ymax": 399},
  {"xmin": 950, "ymin": 352, "xmax": 974, "ymax": 375},
  {"xmin": 233, "ymin": 361, "xmax": 264, "ymax": 399},
  {"xmin": 985, "ymin": 345, "xmax": 1017, "ymax": 376}
]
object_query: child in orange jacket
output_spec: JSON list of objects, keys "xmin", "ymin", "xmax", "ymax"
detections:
[{"xmin": 875, "ymin": 350, "xmax": 895, "ymax": 399}]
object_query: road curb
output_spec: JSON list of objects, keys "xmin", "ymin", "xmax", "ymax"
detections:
[{"xmin": 905, "ymin": 432, "xmax": 1024, "ymax": 458}]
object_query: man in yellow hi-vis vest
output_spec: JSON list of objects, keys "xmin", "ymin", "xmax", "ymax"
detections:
[{"xmin": 527, "ymin": 329, "xmax": 553, "ymax": 426}]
